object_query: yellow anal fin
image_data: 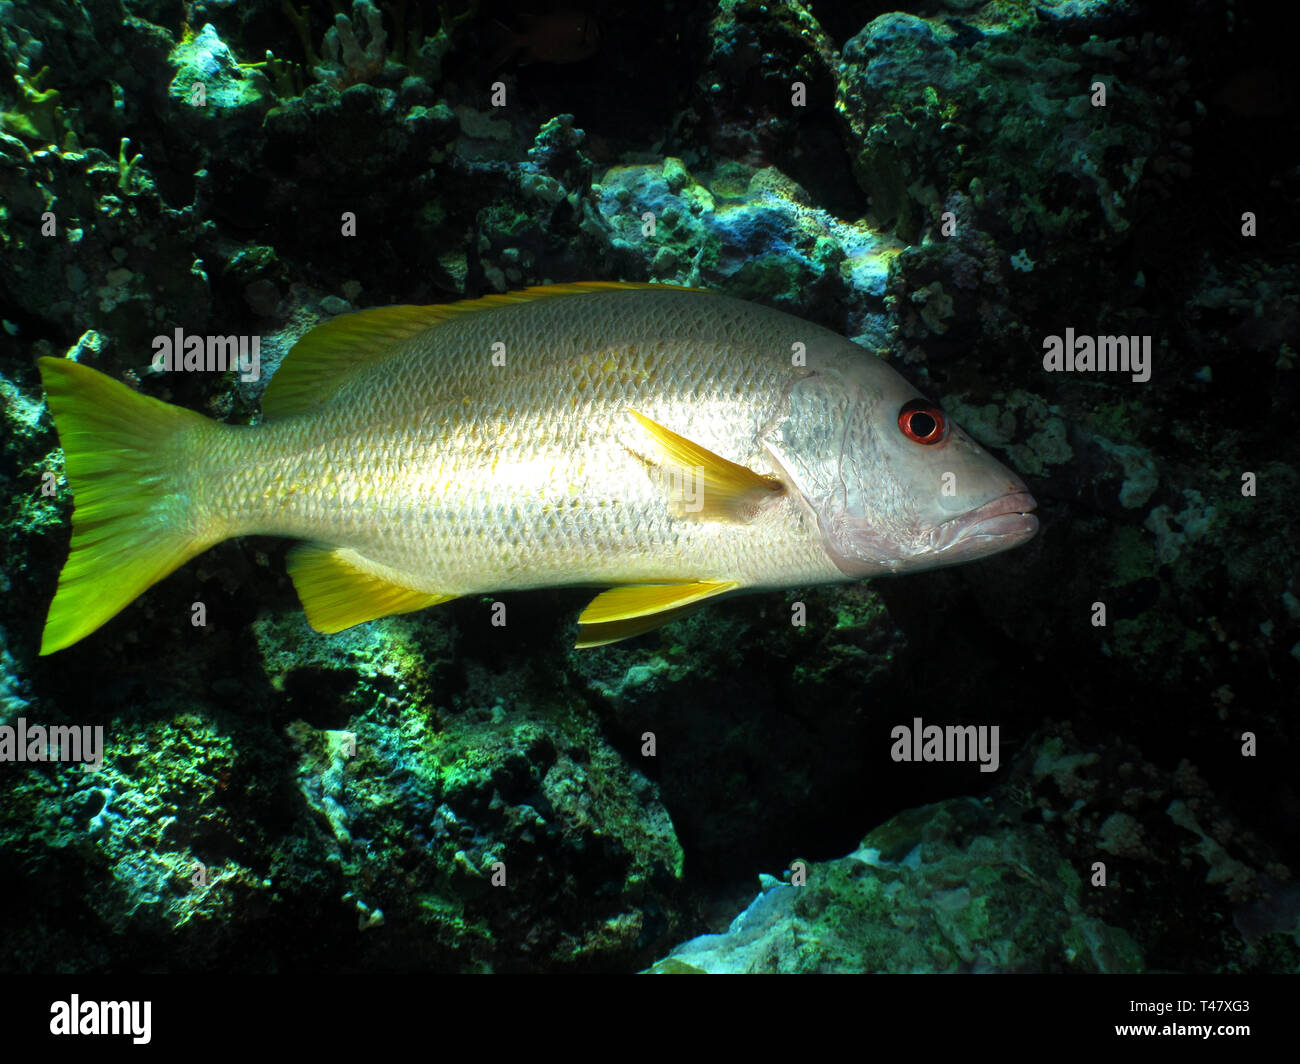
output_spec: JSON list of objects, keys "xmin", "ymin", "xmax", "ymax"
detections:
[
  {"xmin": 286, "ymin": 544, "xmax": 455, "ymax": 633},
  {"xmin": 625, "ymin": 408, "xmax": 784, "ymax": 522},
  {"xmin": 576, "ymin": 580, "xmax": 738, "ymax": 648}
]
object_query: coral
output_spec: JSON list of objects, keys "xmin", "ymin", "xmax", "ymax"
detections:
[
  {"xmin": 652, "ymin": 723, "xmax": 1295, "ymax": 973},
  {"xmin": 250, "ymin": 610, "xmax": 685, "ymax": 969},
  {"xmin": 116, "ymin": 136, "xmax": 143, "ymax": 192},
  {"xmin": 0, "ymin": 627, "xmax": 31, "ymax": 726},
  {"xmin": 0, "ymin": 707, "xmax": 258, "ymax": 964},
  {"xmin": 0, "ymin": 7, "xmax": 73, "ymax": 147},
  {"xmin": 166, "ymin": 21, "xmax": 274, "ymax": 127},
  {"xmin": 314, "ymin": 0, "xmax": 389, "ymax": 90},
  {"xmin": 651, "ymin": 795, "xmax": 1143, "ymax": 973},
  {"xmin": 835, "ymin": 6, "xmax": 1191, "ymax": 248},
  {"xmin": 0, "ymin": 65, "xmax": 65, "ymax": 145},
  {"xmin": 592, "ymin": 156, "xmax": 901, "ymax": 338},
  {"xmin": 1144, "ymin": 490, "xmax": 1218, "ymax": 566},
  {"xmin": 941, "ymin": 390, "xmax": 1074, "ymax": 480},
  {"xmin": 0, "ymin": 125, "xmax": 214, "ymax": 357}
]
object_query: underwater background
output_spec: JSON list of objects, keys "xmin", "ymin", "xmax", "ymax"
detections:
[{"xmin": 0, "ymin": 0, "xmax": 1297, "ymax": 975}]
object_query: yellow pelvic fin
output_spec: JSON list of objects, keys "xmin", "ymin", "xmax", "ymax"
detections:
[
  {"xmin": 263, "ymin": 282, "xmax": 709, "ymax": 419},
  {"xmin": 36, "ymin": 357, "xmax": 219, "ymax": 655},
  {"xmin": 286, "ymin": 543, "xmax": 456, "ymax": 633},
  {"xmin": 625, "ymin": 408, "xmax": 784, "ymax": 522},
  {"xmin": 575, "ymin": 580, "xmax": 738, "ymax": 648}
]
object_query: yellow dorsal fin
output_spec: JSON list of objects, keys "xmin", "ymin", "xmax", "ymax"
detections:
[
  {"xmin": 262, "ymin": 305, "xmax": 447, "ymax": 418},
  {"xmin": 262, "ymin": 282, "xmax": 709, "ymax": 419},
  {"xmin": 576, "ymin": 581, "xmax": 738, "ymax": 648},
  {"xmin": 286, "ymin": 543, "xmax": 456, "ymax": 633},
  {"xmin": 625, "ymin": 408, "xmax": 785, "ymax": 522}
]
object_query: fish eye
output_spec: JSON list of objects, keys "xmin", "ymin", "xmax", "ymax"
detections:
[{"xmin": 897, "ymin": 399, "xmax": 946, "ymax": 445}]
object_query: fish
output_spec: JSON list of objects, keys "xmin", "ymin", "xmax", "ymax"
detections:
[
  {"xmin": 487, "ymin": 9, "xmax": 601, "ymax": 67},
  {"xmin": 35, "ymin": 282, "xmax": 1038, "ymax": 654}
]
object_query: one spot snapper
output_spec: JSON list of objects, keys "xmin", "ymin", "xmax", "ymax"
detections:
[{"xmin": 36, "ymin": 283, "xmax": 1037, "ymax": 654}]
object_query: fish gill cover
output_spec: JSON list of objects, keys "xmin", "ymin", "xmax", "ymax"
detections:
[{"xmin": 0, "ymin": 0, "xmax": 1296, "ymax": 1010}]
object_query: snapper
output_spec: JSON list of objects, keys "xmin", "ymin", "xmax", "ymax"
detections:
[{"xmin": 36, "ymin": 283, "xmax": 1037, "ymax": 653}]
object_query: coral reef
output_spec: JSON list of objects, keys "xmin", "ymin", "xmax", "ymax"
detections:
[
  {"xmin": 651, "ymin": 725, "xmax": 1298, "ymax": 974},
  {"xmin": 650, "ymin": 793, "xmax": 1145, "ymax": 974},
  {"xmin": 0, "ymin": 0, "xmax": 1296, "ymax": 977}
]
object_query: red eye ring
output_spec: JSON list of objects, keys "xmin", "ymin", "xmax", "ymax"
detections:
[{"xmin": 898, "ymin": 399, "xmax": 946, "ymax": 445}]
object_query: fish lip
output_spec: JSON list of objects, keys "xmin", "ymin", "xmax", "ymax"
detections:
[{"xmin": 930, "ymin": 491, "xmax": 1039, "ymax": 551}]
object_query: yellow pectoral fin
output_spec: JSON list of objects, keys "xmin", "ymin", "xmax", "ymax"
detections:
[
  {"xmin": 576, "ymin": 580, "xmax": 738, "ymax": 648},
  {"xmin": 286, "ymin": 544, "xmax": 455, "ymax": 633},
  {"xmin": 625, "ymin": 408, "xmax": 784, "ymax": 522}
]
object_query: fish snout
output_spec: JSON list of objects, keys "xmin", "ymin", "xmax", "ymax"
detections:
[{"xmin": 929, "ymin": 490, "xmax": 1039, "ymax": 555}]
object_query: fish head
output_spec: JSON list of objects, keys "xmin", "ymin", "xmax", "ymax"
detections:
[{"xmin": 763, "ymin": 346, "xmax": 1038, "ymax": 577}]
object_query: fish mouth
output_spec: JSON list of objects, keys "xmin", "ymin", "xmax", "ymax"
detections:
[{"xmin": 929, "ymin": 491, "xmax": 1039, "ymax": 553}]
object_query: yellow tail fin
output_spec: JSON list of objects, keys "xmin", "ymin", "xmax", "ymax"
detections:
[{"xmin": 37, "ymin": 357, "xmax": 216, "ymax": 654}]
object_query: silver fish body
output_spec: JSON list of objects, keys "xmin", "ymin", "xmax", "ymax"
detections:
[{"xmin": 37, "ymin": 284, "xmax": 1037, "ymax": 652}]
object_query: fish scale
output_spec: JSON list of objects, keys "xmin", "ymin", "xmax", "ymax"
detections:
[{"xmin": 197, "ymin": 288, "xmax": 836, "ymax": 593}]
